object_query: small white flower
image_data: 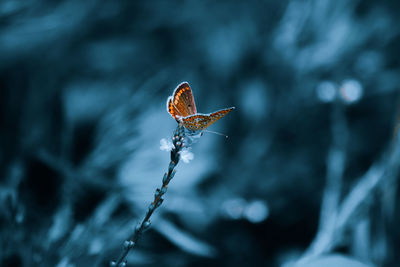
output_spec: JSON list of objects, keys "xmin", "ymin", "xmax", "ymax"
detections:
[
  {"xmin": 180, "ymin": 149, "xmax": 194, "ymax": 163},
  {"xmin": 160, "ymin": 138, "xmax": 174, "ymax": 152}
]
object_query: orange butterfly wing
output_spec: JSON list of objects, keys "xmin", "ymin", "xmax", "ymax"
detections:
[
  {"xmin": 182, "ymin": 107, "xmax": 235, "ymax": 131},
  {"xmin": 167, "ymin": 82, "xmax": 197, "ymax": 121},
  {"xmin": 167, "ymin": 82, "xmax": 234, "ymax": 130},
  {"xmin": 167, "ymin": 96, "xmax": 182, "ymax": 121}
]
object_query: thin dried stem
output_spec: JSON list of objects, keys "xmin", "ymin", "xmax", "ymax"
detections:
[{"xmin": 110, "ymin": 126, "xmax": 185, "ymax": 267}]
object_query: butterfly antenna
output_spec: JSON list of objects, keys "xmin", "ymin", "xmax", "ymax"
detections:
[{"xmin": 203, "ymin": 130, "xmax": 229, "ymax": 138}]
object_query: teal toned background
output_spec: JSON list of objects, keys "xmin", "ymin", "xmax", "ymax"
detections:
[{"xmin": 1, "ymin": 1, "xmax": 400, "ymax": 266}]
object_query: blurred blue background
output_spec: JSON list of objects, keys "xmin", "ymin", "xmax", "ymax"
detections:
[{"xmin": 1, "ymin": 1, "xmax": 400, "ymax": 266}]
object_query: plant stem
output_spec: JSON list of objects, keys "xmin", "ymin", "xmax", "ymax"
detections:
[{"xmin": 110, "ymin": 126, "xmax": 185, "ymax": 267}]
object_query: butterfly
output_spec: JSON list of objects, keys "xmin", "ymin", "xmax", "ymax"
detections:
[{"xmin": 166, "ymin": 82, "xmax": 235, "ymax": 131}]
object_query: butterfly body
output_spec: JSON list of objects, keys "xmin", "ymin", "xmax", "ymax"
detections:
[{"xmin": 167, "ymin": 82, "xmax": 234, "ymax": 131}]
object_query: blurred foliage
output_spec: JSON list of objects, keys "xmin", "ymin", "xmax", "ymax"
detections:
[{"xmin": 0, "ymin": 0, "xmax": 400, "ymax": 266}]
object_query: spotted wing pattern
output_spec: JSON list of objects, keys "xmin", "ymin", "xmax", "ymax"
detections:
[
  {"xmin": 167, "ymin": 96, "xmax": 182, "ymax": 121},
  {"xmin": 168, "ymin": 82, "xmax": 197, "ymax": 121},
  {"xmin": 167, "ymin": 82, "xmax": 234, "ymax": 131},
  {"xmin": 182, "ymin": 107, "xmax": 235, "ymax": 131}
]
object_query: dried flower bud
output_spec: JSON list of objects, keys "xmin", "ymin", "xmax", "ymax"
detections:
[
  {"xmin": 148, "ymin": 203, "xmax": 155, "ymax": 211},
  {"xmin": 162, "ymin": 173, "xmax": 168, "ymax": 183},
  {"xmin": 154, "ymin": 188, "xmax": 161, "ymax": 198},
  {"xmin": 123, "ymin": 240, "xmax": 135, "ymax": 249},
  {"xmin": 143, "ymin": 220, "xmax": 151, "ymax": 230},
  {"xmin": 156, "ymin": 198, "xmax": 164, "ymax": 207},
  {"xmin": 168, "ymin": 162, "xmax": 175, "ymax": 173},
  {"xmin": 161, "ymin": 186, "xmax": 167, "ymax": 194},
  {"xmin": 169, "ymin": 170, "xmax": 176, "ymax": 180}
]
